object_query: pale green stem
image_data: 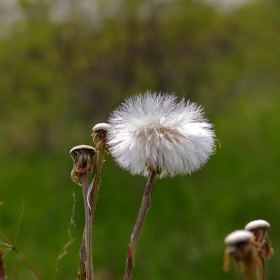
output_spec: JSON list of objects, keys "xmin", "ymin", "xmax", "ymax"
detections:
[{"xmin": 124, "ymin": 169, "xmax": 157, "ymax": 280}]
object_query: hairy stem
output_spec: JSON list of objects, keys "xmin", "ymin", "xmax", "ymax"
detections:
[
  {"xmin": 90, "ymin": 141, "xmax": 106, "ymax": 218},
  {"xmin": 77, "ymin": 142, "xmax": 106, "ymax": 280},
  {"xmin": 77, "ymin": 171, "xmax": 94, "ymax": 280},
  {"xmin": 124, "ymin": 169, "xmax": 157, "ymax": 280}
]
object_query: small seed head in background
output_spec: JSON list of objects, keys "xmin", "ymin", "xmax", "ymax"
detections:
[
  {"xmin": 92, "ymin": 123, "xmax": 110, "ymax": 146},
  {"xmin": 70, "ymin": 145, "xmax": 95, "ymax": 185},
  {"xmin": 224, "ymin": 230, "xmax": 254, "ymax": 246},
  {"xmin": 223, "ymin": 230, "xmax": 262, "ymax": 274},
  {"xmin": 245, "ymin": 219, "xmax": 273, "ymax": 259}
]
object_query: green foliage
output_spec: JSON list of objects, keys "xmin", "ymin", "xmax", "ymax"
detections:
[{"xmin": 1, "ymin": 0, "xmax": 280, "ymax": 279}]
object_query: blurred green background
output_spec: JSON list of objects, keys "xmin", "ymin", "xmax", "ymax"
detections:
[{"xmin": 1, "ymin": 0, "xmax": 280, "ymax": 279}]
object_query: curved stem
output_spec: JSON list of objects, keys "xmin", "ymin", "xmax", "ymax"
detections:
[{"xmin": 124, "ymin": 170, "xmax": 157, "ymax": 280}]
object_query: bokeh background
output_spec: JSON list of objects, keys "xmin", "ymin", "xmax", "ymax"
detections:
[{"xmin": 1, "ymin": 0, "xmax": 280, "ymax": 279}]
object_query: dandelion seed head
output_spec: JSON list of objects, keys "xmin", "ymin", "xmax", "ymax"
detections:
[{"xmin": 107, "ymin": 92, "xmax": 215, "ymax": 178}]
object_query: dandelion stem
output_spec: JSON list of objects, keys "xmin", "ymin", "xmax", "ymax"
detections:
[
  {"xmin": 78, "ymin": 231, "xmax": 86, "ymax": 280},
  {"xmin": 124, "ymin": 169, "xmax": 157, "ymax": 280},
  {"xmin": 91, "ymin": 140, "xmax": 106, "ymax": 218},
  {"xmin": 78, "ymin": 171, "xmax": 94, "ymax": 280},
  {"xmin": 261, "ymin": 257, "xmax": 266, "ymax": 280},
  {"xmin": 242, "ymin": 263, "xmax": 263, "ymax": 280},
  {"xmin": 78, "ymin": 142, "xmax": 106, "ymax": 280}
]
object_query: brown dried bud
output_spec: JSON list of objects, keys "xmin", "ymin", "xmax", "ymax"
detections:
[
  {"xmin": 70, "ymin": 145, "xmax": 95, "ymax": 185},
  {"xmin": 245, "ymin": 219, "xmax": 273, "ymax": 259},
  {"xmin": 223, "ymin": 230, "xmax": 262, "ymax": 276},
  {"xmin": 92, "ymin": 123, "xmax": 110, "ymax": 144}
]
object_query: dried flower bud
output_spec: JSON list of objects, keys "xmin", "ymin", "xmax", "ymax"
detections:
[
  {"xmin": 70, "ymin": 145, "xmax": 95, "ymax": 185},
  {"xmin": 223, "ymin": 230, "xmax": 262, "ymax": 276},
  {"xmin": 92, "ymin": 123, "xmax": 110, "ymax": 144},
  {"xmin": 245, "ymin": 219, "xmax": 273, "ymax": 259}
]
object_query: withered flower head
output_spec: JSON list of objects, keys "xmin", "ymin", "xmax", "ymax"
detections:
[
  {"xmin": 245, "ymin": 219, "xmax": 273, "ymax": 259},
  {"xmin": 223, "ymin": 230, "xmax": 262, "ymax": 276},
  {"xmin": 92, "ymin": 123, "xmax": 110, "ymax": 144},
  {"xmin": 70, "ymin": 145, "xmax": 95, "ymax": 185}
]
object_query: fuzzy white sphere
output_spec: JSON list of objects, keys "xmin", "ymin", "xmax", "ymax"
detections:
[{"xmin": 107, "ymin": 92, "xmax": 215, "ymax": 178}]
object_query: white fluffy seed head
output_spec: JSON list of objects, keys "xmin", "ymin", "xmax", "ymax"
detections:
[{"xmin": 107, "ymin": 92, "xmax": 215, "ymax": 178}]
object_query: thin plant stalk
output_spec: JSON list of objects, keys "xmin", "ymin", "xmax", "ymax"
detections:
[
  {"xmin": 78, "ymin": 170, "xmax": 94, "ymax": 280},
  {"xmin": 243, "ymin": 266, "xmax": 262, "ymax": 280},
  {"xmin": 77, "ymin": 142, "xmax": 107, "ymax": 280},
  {"xmin": 238, "ymin": 254, "xmax": 264, "ymax": 280},
  {"xmin": 242, "ymin": 252, "xmax": 264, "ymax": 280},
  {"xmin": 124, "ymin": 169, "xmax": 157, "ymax": 280},
  {"xmin": 90, "ymin": 141, "xmax": 107, "ymax": 218},
  {"xmin": 78, "ymin": 232, "xmax": 86, "ymax": 280},
  {"xmin": 261, "ymin": 257, "xmax": 266, "ymax": 280}
]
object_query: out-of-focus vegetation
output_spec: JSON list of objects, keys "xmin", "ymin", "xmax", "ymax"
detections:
[{"xmin": 1, "ymin": 0, "xmax": 280, "ymax": 279}]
